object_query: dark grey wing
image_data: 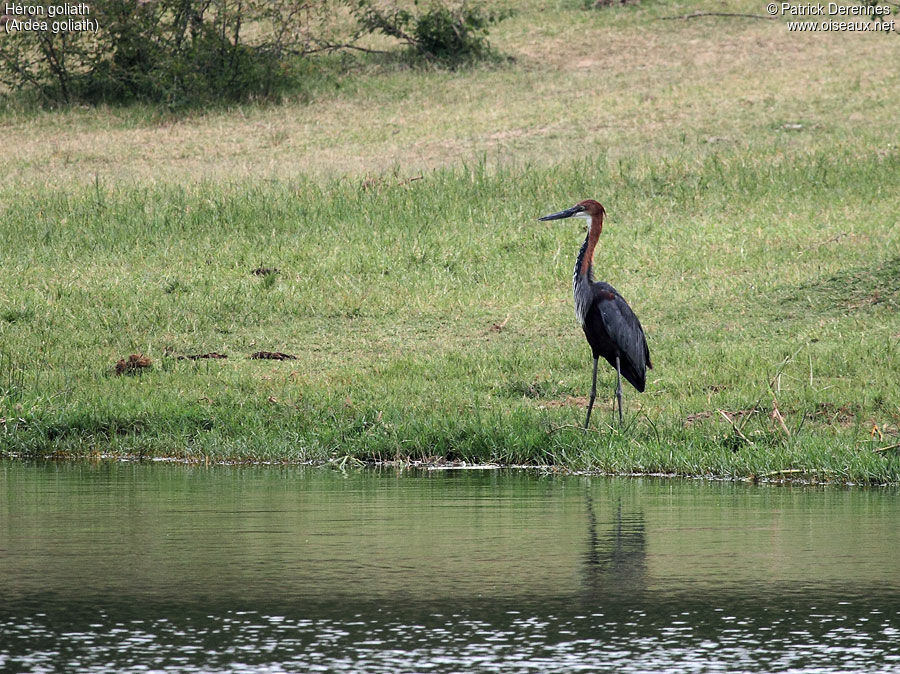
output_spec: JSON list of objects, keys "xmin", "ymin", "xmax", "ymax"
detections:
[{"xmin": 593, "ymin": 283, "xmax": 651, "ymax": 392}]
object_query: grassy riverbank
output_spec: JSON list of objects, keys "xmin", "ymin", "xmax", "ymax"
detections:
[{"xmin": 2, "ymin": 1, "xmax": 899, "ymax": 482}]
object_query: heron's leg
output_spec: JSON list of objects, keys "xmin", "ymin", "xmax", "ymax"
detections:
[
  {"xmin": 585, "ymin": 356, "xmax": 599, "ymax": 429},
  {"xmin": 615, "ymin": 355, "xmax": 623, "ymax": 425}
]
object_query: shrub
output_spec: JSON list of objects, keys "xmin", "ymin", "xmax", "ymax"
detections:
[
  {"xmin": 0, "ymin": 0, "xmax": 328, "ymax": 107},
  {"xmin": 0, "ymin": 0, "xmax": 505, "ymax": 107},
  {"xmin": 348, "ymin": 0, "xmax": 506, "ymax": 65}
]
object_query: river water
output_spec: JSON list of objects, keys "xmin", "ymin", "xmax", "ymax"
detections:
[{"xmin": 1, "ymin": 461, "xmax": 899, "ymax": 673}]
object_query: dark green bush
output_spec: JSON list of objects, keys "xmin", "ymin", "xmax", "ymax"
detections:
[
  {"xmin": 0, "ymin": 0, "xmax": 323, "ymax": 107},
  {"xmin": 349, "ymin": 1, "xmax": 506, "ymax": 65},
  {"xmin": 0, "ymin": 0, "xmax": 505, "ymax": 107}
]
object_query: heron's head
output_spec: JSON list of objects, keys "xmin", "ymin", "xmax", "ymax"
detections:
[{"xmin": 538, "ymin": 199, "xmax": 605, "ymax": 233}]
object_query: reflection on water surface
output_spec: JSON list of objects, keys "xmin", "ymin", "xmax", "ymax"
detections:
[{"xmin": 1, "ymin": 461, "xmax": 899, "ymax": 672}]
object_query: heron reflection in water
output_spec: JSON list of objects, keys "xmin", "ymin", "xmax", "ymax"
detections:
[{"xmin": 581, "ymin": 491, "xmax": 648, "ymax": 601}]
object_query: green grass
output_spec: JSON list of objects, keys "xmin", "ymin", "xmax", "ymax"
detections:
[
  {"xmin": 1, "ymin": 148, "xmax": 899, "ymax": 482},
  {"xmin": 1, "ymin": 1, "xmax": 899, "ymax": 482}
]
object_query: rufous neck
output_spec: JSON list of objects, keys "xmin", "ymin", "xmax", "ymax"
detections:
[{"xmin": 576, "ymin": 217, "xmax": 602, "ymax": 278}]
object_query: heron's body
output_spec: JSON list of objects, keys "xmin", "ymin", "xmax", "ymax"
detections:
[
  {"xmin": 540, "ymin": 199, "xmax": 651, "ymax": 427},
  {"xmin": 574, "ymin": 240, "xmax": 650, "ymax": 394}
]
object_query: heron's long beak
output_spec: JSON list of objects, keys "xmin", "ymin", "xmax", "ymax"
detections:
[{"xmin": 538, "ymin": 205, "xmax": 584, "ymax": 221}]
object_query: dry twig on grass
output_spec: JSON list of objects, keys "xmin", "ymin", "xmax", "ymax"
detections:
[
  {"xmin": 660, "ymin": 11, "xmax": 777, "ymax": 20},
  {"xmin": 771, "ymin": 397, "xmax": 790, "ymax": 437},
  {"xmin": 490, "ymin": 314, "xmax": 511, "ymax": 332},
  {"xmin": 718, "ymin": 409, "xmax": 754, "ymax": 445},
  {"xmin": 807, "ymin": 232, "xmax": 849, "ymax": 250},
  {"xmin": 873, "ymin": 442, "xmax": 900, "ymax": 454},
  {"xmin": 178, "ymin": 352, "xmax": 228, "ymax": 360}
]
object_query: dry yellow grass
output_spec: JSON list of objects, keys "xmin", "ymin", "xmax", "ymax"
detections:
[{"xmin": 1, "ymin": 1, "xmax": 898, "ymax": 190}]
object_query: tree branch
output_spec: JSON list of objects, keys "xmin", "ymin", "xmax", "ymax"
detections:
[{"xmin": 297, "ymin": 42, "xmax": 391, "ymax": 55}]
